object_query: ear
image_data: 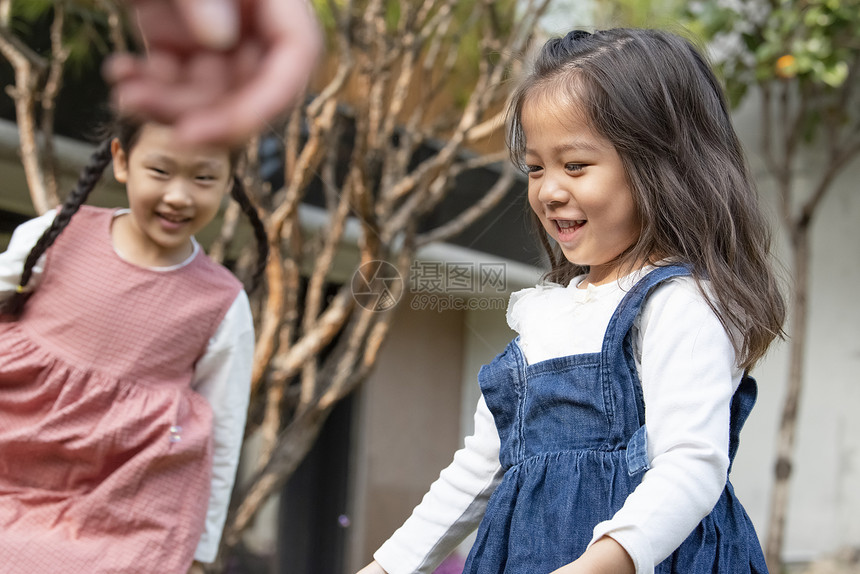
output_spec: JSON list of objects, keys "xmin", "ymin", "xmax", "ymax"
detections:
[{"xmin": 111, "ymin": 138, "xmax": 129, "ymax": 184}]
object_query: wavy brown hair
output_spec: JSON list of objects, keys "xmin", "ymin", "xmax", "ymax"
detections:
[{"xmin": 507, "ymin": 28, "xmax": 785, "ymax": 370}]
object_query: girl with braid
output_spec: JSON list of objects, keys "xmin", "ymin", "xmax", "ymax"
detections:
[{"xmin": 0, "ymin": 119, "xmax": 267, "ymax": 573}]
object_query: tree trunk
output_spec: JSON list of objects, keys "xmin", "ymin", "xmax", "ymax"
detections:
[
  {"xmin": 222, "ymin": 404, "xmax": 333, "ymax": 550},
  {"xmin": 765, "ymin": 222, "xmax": 811, "ymax": 572}
]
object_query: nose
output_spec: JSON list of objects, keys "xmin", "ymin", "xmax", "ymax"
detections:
[
  {"xmin": 536, "ymin": 169, "xmax": 570, "ymax": 206},
  {"xmin": 162, "ymin": 179, "xmax": 194, "ymax": 207}
]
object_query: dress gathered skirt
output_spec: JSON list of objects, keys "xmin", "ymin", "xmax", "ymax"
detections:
[
  {"xmin": 463, "ymin": 265, "xmax": 768, "ymax": 574},
  {"xmin": 0, "ymin": 207, "xmax": 242, "ymax": 573}
]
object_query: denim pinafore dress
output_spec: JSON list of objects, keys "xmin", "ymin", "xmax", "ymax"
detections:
[{"xmin": 463, "ymin": 265, "xmax": 767, "ymax": 573}]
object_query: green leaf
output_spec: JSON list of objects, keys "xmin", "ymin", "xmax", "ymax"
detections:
[
  {"xmin": 10, "ymin": 0, "xmax": 54, "ymax": 21},
  {"xmin": 821, "ymin": 61, "xmax": 849, "ymax": 87}
]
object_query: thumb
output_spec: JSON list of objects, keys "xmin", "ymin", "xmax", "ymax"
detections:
[{"xmin": 175, "ymin": 0, "xmax": 240, "ymax": 50}]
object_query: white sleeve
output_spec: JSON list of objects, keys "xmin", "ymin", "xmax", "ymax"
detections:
[
  {"xmin": 190, "ymin": 291, "xmax": 254, "ymax": 563},
  {"xmin": 374, "ymin": 395, "xmax": 504, "ymax": 574},
  {"xmin": 0, "ymin": 210, "xmax": 56, "ymax": 300},
  {"xmin": 590, "ymin": 280, "xmax": 739, "ymax": 574}
]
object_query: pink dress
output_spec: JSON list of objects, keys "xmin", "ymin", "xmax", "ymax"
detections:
[{"xmin": 0, "ymin": 206, "xmax": 243, "ymax": 573}]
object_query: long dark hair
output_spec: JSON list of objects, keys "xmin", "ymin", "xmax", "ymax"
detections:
[
  {"xmin": 3, "ymin": 119, "xmax": 268, "ymax": 315},
  {"xmin": 507, "ymin": 28, "xmax": 785, "ymax": 369}
]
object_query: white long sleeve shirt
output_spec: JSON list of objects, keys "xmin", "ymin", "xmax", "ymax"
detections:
[
  {"xmin": 0, "ymin": 210, "xmax": 253, "ymax": 563},
  {"xmin": 375, "ymin": 269, "xmax": 741, "ymax": 574}
]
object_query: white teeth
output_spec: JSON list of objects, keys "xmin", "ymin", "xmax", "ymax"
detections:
[
  {"xmin": 556, "ymin": 220, "xmax": 584, "ymax": 229},
  {"xmin": 159, "ymin": 213, "xmax": 188, "ymax": 223}
]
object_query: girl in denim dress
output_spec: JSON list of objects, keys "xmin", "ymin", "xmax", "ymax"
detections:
[{"xmin": 358, "ymin": 28, "xmax": 786, "ymax": 574}]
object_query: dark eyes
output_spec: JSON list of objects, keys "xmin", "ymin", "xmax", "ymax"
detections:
[
  {"xmin": 146, "ymin": 167, "xmax": 217, "ymax": 182},
  {"xmin": 525, "ymin": 163, "xmax": 586, "ymax": 175}
]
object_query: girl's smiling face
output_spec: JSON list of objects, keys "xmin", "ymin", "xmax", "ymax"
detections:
[
  {"xmin": 522, "ymin": 95, "xmax": 641, "ymax": 287},
  {"xmin": 111, "ymin": 123, "xmax": 233, "ymax": 267}
]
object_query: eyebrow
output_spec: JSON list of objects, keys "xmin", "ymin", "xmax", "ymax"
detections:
[
  {"xmin": 525, "ymin": 139, "xmax": 606, "ymax": 156},
  {"xmin": 192, "ymin": 159, "xmax": 225, "ymax": 171},
  {"xmin": 142, "ymin": 154, "xmax": 225, "ymax": 170}
]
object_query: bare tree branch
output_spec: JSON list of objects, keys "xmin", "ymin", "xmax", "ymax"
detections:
[
  {"xmin": 799, "ymin": 140, "xmax": 860, "ymax": 228},
  {"xmin": 98, "ymin": 0, "xmax": 127, "ymax": 53},
  {"xmin": 0, "ymin": 24, "xmax": 51, "ymax": 213},
  {"xmin": 250, "ymin": 232, "xmax": 286, "ymax": 391},
  {"xmin": 283, "ymin": 91, "xmax": 304, "ymax": 185},
  {"xmin": 271, "ymin": 98, "xmax": 338, "ymax": 231},
  {"xmin": 218, "ymin": 2, "xmax": 552, "ymax": 560},
  {"xmin": 269, "ymin": 287, "xmax": 354, "ymax": 381},
  {"xmin": 36, "ymin": 0, "xmax": 68, "ymax": 208},
  {"xmin": 209, "ymin": 201, "xmax": 241, "ymax": 264},
  {"xmin": 416, "ymin": 159, "xmax": 517, "ymax": 246},
  {"xmin": 304, "ymin": 184, "xmax": 354, "ymax": 329}
]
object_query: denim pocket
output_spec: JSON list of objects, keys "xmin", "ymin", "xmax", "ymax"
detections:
[{"xmin": 626, "ymin": 424, "xmax": 649, "ymax": 475}]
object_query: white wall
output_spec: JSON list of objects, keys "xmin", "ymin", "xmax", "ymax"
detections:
[
  {"xmin": 347, "ymin": 294, "xmax": 470, "ymax": 571},
  {"xmin": 730, "ymin": 90, "xmax": 860, "ymax": 563},
  {"xmin": 458, "ymin": 307, "xmax": 521, "ymax": 443}
]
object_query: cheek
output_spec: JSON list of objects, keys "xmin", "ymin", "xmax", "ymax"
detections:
[
  {"xmin": 527, "ymin": 185, "xmax": 541, "ymax": 216},
  {"xmin": 615, "ymin": 196, "xmax": 641, "ymax": 243},
  {"xmin": 126, "ymin": 186, "xmax": 156, "ymax": 209},
  {"xmin": 527, "ymin": 193, "xmax": 553, "ymax": 233},
  {"xmin": 198, "ymin": 188, "xmax": 229, "ymax": 222},
  {"xmin": 199, "ymin": 195, "xmax": 222, "ymax": 218}
]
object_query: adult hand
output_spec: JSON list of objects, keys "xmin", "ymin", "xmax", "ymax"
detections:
[{"xmin": 105, "ymin": 0, "xmax": 322, "ymax": 145}]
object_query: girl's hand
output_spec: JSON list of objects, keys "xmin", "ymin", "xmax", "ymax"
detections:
[
  {"xmin": 356, "ymin": 560, "xmax": 389, "ymax": 574},
  {"xmin": 187, "ymin": 561, "xmax": 206, "ymax": 574},
  {"xmin": 549, "ymin": 537, "xmax": 635, "ymax": 574}
]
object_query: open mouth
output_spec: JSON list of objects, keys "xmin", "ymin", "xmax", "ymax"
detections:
[
  {"xmin": 156, "ymin": 212, "xmax": 193, "ymax": 231},
  {"xmin": 555, "ymin": 219, "xmax": 585, "ymax": 238},
  {"xmin": 157, "ymin": 212, "xmax": 192, "ymax": 224}
]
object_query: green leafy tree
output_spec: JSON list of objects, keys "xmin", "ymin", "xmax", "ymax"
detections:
[
  {"xmin": 591, "ymin": 0, "xmax": 685, "ymax": 28},
  {"xmin": 687, "ymin": 0, "xmax": 860, "ymax": 570}
]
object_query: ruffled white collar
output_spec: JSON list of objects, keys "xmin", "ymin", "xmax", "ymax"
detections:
[{"xmin": 506, "ymin": 267, "xmax": 654, "ymax": 364}]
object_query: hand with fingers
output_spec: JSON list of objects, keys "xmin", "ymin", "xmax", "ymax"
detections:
[{"xmin": 106, "ymin": 0, "xmax": 322, "ymax": 145}]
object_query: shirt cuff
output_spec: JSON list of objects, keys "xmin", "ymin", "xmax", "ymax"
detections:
[
  {"xmin": 591, "ymin": 523, "xmax": 654, "ymax": 574},
  {"xmin": 374, "ymin": 542, "xmax": 424, "ymax": 574}
]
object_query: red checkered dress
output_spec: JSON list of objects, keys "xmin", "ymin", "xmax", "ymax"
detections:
[{"xmin": 0, "ymin": 206, "xmax": 242, "ymax": 573}]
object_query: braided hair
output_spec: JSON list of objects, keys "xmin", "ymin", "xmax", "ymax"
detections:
[
  {"xmin": 229, "ymin": 175, "xmax": 269, "ymax": 292},
  {"xmin": 2, "ymin": 139, "xmax": 114, "ymax": 316},
  {"xmin": 2, "ymin": 120, "xmax": 269, "ymax": 316}
]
